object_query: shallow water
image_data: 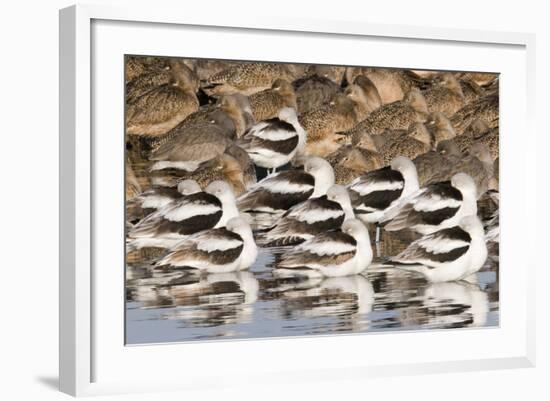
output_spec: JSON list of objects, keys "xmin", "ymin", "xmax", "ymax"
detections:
[{"xmin": 125, "ymin": 231, "xmax": 499, "ymax": 344}]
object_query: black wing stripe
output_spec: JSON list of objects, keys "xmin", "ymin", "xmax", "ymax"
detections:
[
  {"xmin": 417, "ymin": 207, "xmax": 460, "ymax": 226},
  {"xmin": 263, "ymin": 118, "xmax": 296, "ymax": 133},
  {"xmin": 367, "ymin": 166, "xmax": 404, "ymax": 184},
  {"xmin": 354, "ymin": 188, "xmax": 403, "ymax": 211},
  {"xmin": 251, "ymin": 135, "xmax": 299, "ymax": 155}
]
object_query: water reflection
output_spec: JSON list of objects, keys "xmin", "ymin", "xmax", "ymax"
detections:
[{"xmin": 126, "ymin": 239, "xmax": 499, "ymax": 343}]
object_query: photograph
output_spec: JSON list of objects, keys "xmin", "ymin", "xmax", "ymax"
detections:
[{"xmin": 124, "ymin": 56, "xmax": 500, "ymax": 344}]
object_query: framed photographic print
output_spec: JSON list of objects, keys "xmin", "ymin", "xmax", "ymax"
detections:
[{"xmin": 59, "ymin": 4, "xmax": 536, "ymax": 397}]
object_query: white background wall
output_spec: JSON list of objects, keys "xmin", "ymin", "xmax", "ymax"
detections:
[{"xmin": 0, "ymin": 0, "xmax": 548, "ymax": 399}]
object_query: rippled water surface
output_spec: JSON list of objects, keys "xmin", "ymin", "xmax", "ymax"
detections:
[{"xmin": 126, "ymin": 230, "xmax": 499, "ymax": 344}]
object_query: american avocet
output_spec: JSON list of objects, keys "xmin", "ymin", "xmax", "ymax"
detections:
[
  {"xmin": 237, "ymin": 157, "xmax": 334, "ymax": 214},
  {"xmin": 349, "ymin": 156, "xmax": 419, "ymax": 242},
  {"xmin": 275, "ymin": 219, "xmax": 373, "ymax": 278},
  {"xmin": 156, "ymin": 217, "xmax": 258, "ymax": 273},
  {"xmin": 239, "ymin": 107, "xmax": 306, "ymax": 175},
  {"xmin": 382, "ymin": 172, "xmax": 478, "ymax": 235},
  {"xmin": 390, "ymin": 215, "xmax": 488, "ymax": 282},
  {"xmin": 126, "ymin": 179, "xmax": 201, "ymax": 224},
  {"xmin": 259, "ymin": 184, "xmax": 355, "ymax": 246},
  {"xmin": 127, "ymin": 180, "xmax": 238, "ymax": 250}
]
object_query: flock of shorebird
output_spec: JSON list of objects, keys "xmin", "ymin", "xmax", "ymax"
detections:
[{"xmin": 125, "ymin": 57, "xmax": 499, "ymax": 283}]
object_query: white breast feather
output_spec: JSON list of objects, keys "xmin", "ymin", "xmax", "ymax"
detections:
[
  {"xmin": 417, "ymin": 237, "xmax": 470, "ymax": 254},
  {"xmin": 163, "ymin": 203, "xmax": 221, "ymax": 222},
  {"xmin": 197, "ymin": 238, "xmax": 243, "ymax": 252},
  {"xmin": 294, "ymin": 208, "xmax": 344, "ymax": 224},
  {"xmin": 150, "ymin": 161, "xmax": 200, "ymax": 172},
  {"xmin": 141, "ymin": 195, "xmax": 173, "ymax": 209},
  {"xmin": 265, "ymin": 180, "xmax": 312, "ymax": 194},
  {"xmin": 300, "ymin": 240, "xmax": 356, "ymax": 256},
  {"xmin": 413, "ymin": 195, "xmax": 462, "ymax": 212},
  {"xmin": 254, "ymin": 127, "xmax": 296, "ymax": 141},
  {"xmin": 355, "ymin": 205, "xmax": 378, "ymax": 212},
  {"xmin": 350, "ymin": 180, "xmax": 403, "ymax": 196},
  {"xmin": 249, "ymin": 146, "xmax": 287, "ymax": 158}
]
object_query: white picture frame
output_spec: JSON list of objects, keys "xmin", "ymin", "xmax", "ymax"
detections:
[{"xmin": 59, "ymin": 4, "xmax": 536, "ymax": 397}]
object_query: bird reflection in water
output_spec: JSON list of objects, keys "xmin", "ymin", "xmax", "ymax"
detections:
[
  {"xmin": 270, "ymin": 275, "xmax": 374, "ymax": 334},
  {"xmin": 126, "ymin": 244, "xmax": 497, "ymax": 343},
  {"xmin": 128, "ymin": 270, "xmax": 258, "ymax": 330}
]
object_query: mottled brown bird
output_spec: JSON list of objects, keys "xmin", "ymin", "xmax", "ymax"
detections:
[
  {"xmin": 150, "ymin": 153, "xmax": 248, "ymax": 196},
  {"xmin": 126, "ymin": 68, "xmax": 173, "ymax": 104},
  {"xmin": 126, "ymin": 61, "xmax": 200, "ymax": 136},
  {"xmin": 451, "ymin": 119, "xmax": 499, "ymax": 160},
  {"xmin": 125, "ymin": 56, "xmax": 170, "ymax": 82},
  {"xmin": 327, "ymin": 146, "xmax": 383, "ymax": 184},
  {"xmin": 153, "ymin": 93, "xmax": 252, "ymax": 150},
  {"xmin": 215, "ymin": 94, "xmax": 255, "ymax": 137},
  {"xmin": 409, "ymin": 70, "xmax": 440, "ymax": 79},
  {"xmin": 203, "ymin": 62, "xmax": 298, "ymax": 96},
  {"xmin": 126, "ymin": 57, "xmax": 150, "ymax": 82},
  {"xmin": 482, "ymin": 77, "xmax": 499, "ymax": 95},
  {"xmin": 293, "ymin": 74, "xmax": 341, "ymax": 114},
  {"xmin": 415, "ymin": 141, "xmax": 495, "ymax": 197},
  {"xmin": 126, "ymin": 163, "xmax": 142, "ymax": 200},
  {"xmin": 458, "ymin": 72, "xmax": 498, "ymax": 86},
  {"xmin": 423, "ymin": 73, "xmax": 465, "ymax": 117},
  {"xmin": 344, "ymin": 84, "xmax": 371, "ymax": 121},
  {"xmin": 352, "ymin": 134, "xmax": 385, "ymax": 170},
  {"xmin": 451, "ymin": 93, "xmax": 499, "ymax": 135},
  {"xmin": 460, "ymin": 78, "xmax": 485, "ymax": 104},
  {"xmin": 148, "ymin": 118, "xmax": 233, "ymax": 173},
  {"xmin": 184, "ymin": 92, "xmax": 254, "ymax": 136},
  {"xmin": 224, "ymin": 144, "xmax": 257, "ymax": 189},
  {"xmin": 493, "ymin": 157, "xmax": 499, "ymax": 185},
  {"xmin": 447, "ymin": 142, "xmax": 496, "ymax": 197},
  {"xmin": 299, "ymin": 94, "xmax": 360, "ymax": 157},
  {"xmin": 346, "ymin": 68, "xmax": 429, "ymax": 104},
  {"xmin": 426, "ymin": 112, "xmax": 456, "ymax": 147},
  {"xmin": 374, "ymin": 123, "xmax": 432, "ymax": 164},
  {"xmin": 304, "ymin": 64, "xmax": 347, "ymax": 84},
  {"xmin": 352, "ymin": 75, "xmax": 382, "ymax": 117},
  {"xmin": 249, "ymin": 79, "xmax": 297, "ymax": 121},
  {"xmin": 413, "ymin": 141, "xmax": 460, "ymax": 186},
  {"xmin": 348, "ymin": 88, "xmax": 428, "ymax": 145},
  {"xmin": 144, "ymin": 104, "xmax": 238, "ymax": 164},
  {"xmin": 183, "ymin": 59, "xmax": 239, "ymax": 81}
]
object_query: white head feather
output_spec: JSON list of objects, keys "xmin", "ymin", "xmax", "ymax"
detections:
[{"xmin": 177, "ymin": 179, "xmax": 201, "ymax": 195}]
